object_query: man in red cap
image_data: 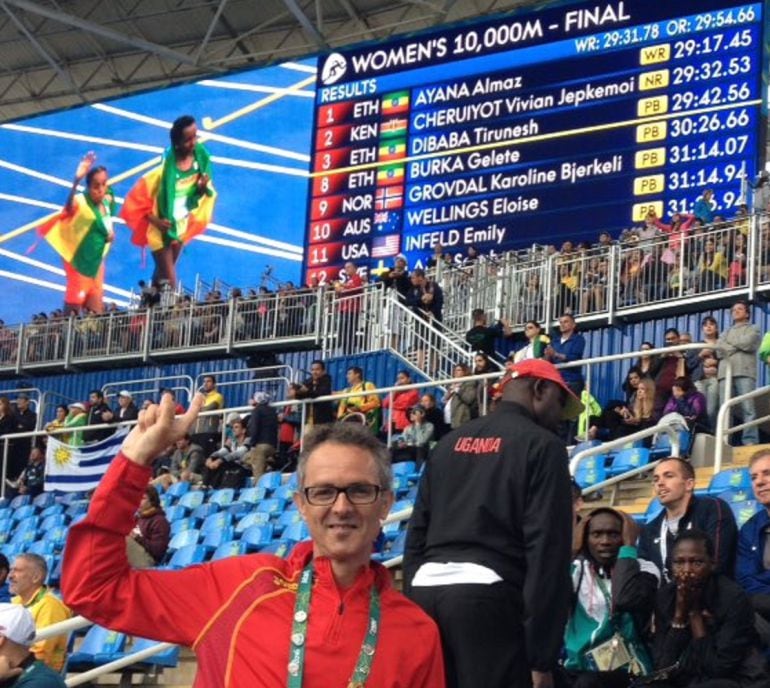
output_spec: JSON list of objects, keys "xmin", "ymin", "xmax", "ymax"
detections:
[{"xmin": 404, "ymin": 358, "xmax": 582, "ymax": 688}]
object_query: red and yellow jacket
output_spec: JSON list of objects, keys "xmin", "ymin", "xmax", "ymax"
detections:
[{"xmin": 62, "ymin": 453, "xmax": 445, "ymax": 688}]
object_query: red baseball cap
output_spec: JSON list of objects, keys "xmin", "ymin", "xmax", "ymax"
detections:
[{"xmin": 508, "ymin": 359, "xmax": 584, "ymax": 420}]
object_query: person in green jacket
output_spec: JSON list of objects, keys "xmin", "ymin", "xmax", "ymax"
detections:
[
  {"xmin": 564, "ymin": 508, "xmax": 658, "ymax": 688},
  {"xmin": 62, "ymin": 402, "xmax": 88, "ymax": 447},
  {"xmin": 0, "ymin": 603, "xmax": 65, "ymax": 687}
]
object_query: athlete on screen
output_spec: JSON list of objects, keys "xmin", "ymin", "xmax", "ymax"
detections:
[{"xmin": 120, "ymin": 115, "xmax": 216, "ymax": 290}]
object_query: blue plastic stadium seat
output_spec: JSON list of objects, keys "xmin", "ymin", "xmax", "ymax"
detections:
[
  {"xmin": 226, "ymin": 502, "xmax": 251, "ymax": 518},
  {"xmin": 12, "ymin": 505, "xmax": 36, "ymax": 522},
  {"xmin": 644, "ymin": 497, "xmax": 664, "ymax": 523},
  {"xmin": 234, "ymin": 512, "xmax": 271, "ymax": 535},
  {"xmin": 9, "ymin": 495, "xmax": 31, "ymax": 510},
  {"xmin": 167, "ymin": 529, "xmax": 200, "ymax": 553},
  {"xmin": 211, "ymin": 541, "xmax": 248, "ymax": 561},
  {"xmin": 201, "ymin": 527, "xmax": 234, "ymax": 553},
  {"xmin": 48, "ymin": 556, "xmax": 63, "ymax": 587},
  {"xmin": 65, "ymin": 502, "xmax": 89, "ymax": 518},
  {"xmin": 708, "ymin": 468, "xmax": 752, "ymax": 495},
  {"xmin": 274, "ymin": 510, "xmax": 302, "ymax": 536},
  {"xmin": 169, "ymin": 518, "xmax": 197, "ymax": 537},
  {"xmin": 177, "ymin": 491, "xmax": 205, "ymax": 512},
  {"xmin": 40, "ymin": 514, "xmax": 68, "ymax": 531},
  {"xmin": 208, "ymin": 489, "xmax": 236, "ymax": 508},
  {"xmin": 70, "ymin": 512, "xmax": 87, "ymax": 526},
  {"xmin": 730, "ymin": 500, "xmax": 762, "ymax": 528},
  {"xmin": 129, "ymin": 638, "xmax": 180, "ymax": 669},
  {"xmin": 32, "ymin": 492, "xmax": 55, "ymax": 509},
  {"xmin": 715, "ymin": 488, "xmax": 753, "ymax": 504},
  {"xmin": 14, "ymin": 515, "xmax": 39, "ymax": 533},
  {"xmin": 391, "ymin": 476, "xmax": 410, "ymax": 497},
  {"xmin": 392, "ymin": 461, "xmax": 416, "ymax": 477},
  {"xmin": 272, "ymin": 484, "xmax": 295, "ymax": 502},
  {"xmin": 191, "ymin": 503, "xmax": 219, "ymax": 522},
  {"xmin": 163, "ymin": 505, "xmax": 188, "ymax": 523},
  {"xmin": 26, "ymin": 541, "xmax": 55, "ymax": 556},
  {"xmin": 573, "ymin": 463, "xmax": 607, "ymax": 489},
  {"xmin": 201, "ymin": 512, "xmax": 232, "ymax": 534},
  {"xmin": 241, "ymin": 524, "xmax": 275, "ymax": 551},
  {"xmin": 285, "ymin": 472, "xmax": 299, "ymax": 490},
  {"xmin": 58, "ymin": 492, "xmax": 88, "ymax": 505},
  {"xmin": 570, "ymin": 440, "xmax": 602, "ymax": 457},
  {"xmin": 67, "ymin": 626, "xmax": 127, "ymax": 669},
  {"xmin": 164, "ymin": 544, "xmax": 207, "ymax": 570},
  {"xmin": 372, "ymin": 530, "xmax": 407, "ymax": 562},
  {"xmin": 237, "ymin": 487, "xmax": 267, "ymax": 505},
  {"xmin": 166, "ymin": 481, "xmax": 191, "ymax": 501},
  {"xmin": 405, "ymin": 485, "xmax": 419, "ymax": 502},
  {"xmin": 572, "ymin": 454, "xmax": 607, "ymax": 472},
  {"xmin": 255, "ymin": 498, "xmax": 285, "ymax": 515},
  {"xmin": 43, "ymin": 526, "xmax": 69, "ymax": 551},
  {"xmin": 258, "ymin": 540, "xmax": 293, "ymax": 557},
  {"xmin": 40, "ymin": 504, "xmax": 65, "ymax": 519},
  {"xmin": 607, "ymin": 448, "xmax": 650, "ymax": 478},
  {"xmin": 281, "ymin": 521, "xmax": 309, "ymax": 542},
  {"xmin": 256, "ymin": 472, "xmax": 283, "ymax": 493}
]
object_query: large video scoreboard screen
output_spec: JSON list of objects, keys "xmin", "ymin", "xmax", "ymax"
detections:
[{"xmin": 304, "ymin": 0, "xmax": 767, "ymax": 282}]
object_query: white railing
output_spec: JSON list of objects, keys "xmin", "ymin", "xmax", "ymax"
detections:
[{"xmin": 714, "ymin": 382, "xmax": 770, "ymax": 473}]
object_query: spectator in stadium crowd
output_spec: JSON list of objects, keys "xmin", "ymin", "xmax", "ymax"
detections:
[
  {"xmin": 244, "ymin": 391, "xmax": 278, "ymax": 479},
  {"xmin": 635, "ymin": 341, "xmax": 660, "ymax": 380},
  {"xmin": 513, "ymin": 320, "xmax": 550, "ymax": 363},
  {"xmin": 678, "ymin": 332, "xmax": 701, "ymax": 377},
  {"xmin": 472, "ymin": 353, "xmax": 497, "ymax": 412},
  {"xmin": 334, "ymin": 261, "xmax": 364, "ymax": 355},
  {"xmin": 0, "ymin": 603, "xmax": 66, "ymax": 687},
  {"xmin": 563, "ymin": 508, "xmax": 657, "ymax": 687},
  {"xmin": 0, "ymin": 555, "xmax": 9, "ymax": 603},
  {"xmin": 621, "ymin": 366, "xmax": 645, "ymax": 406},
  {"xmin": 405, "ymin": 359, "xmax": 581, "ymax": 688},
  {"xmin": 379, "ymin": 254, "xmax": 411, "ymax": 299},
  {"xmin": 8, "ymin": 447, "xmax": 45, "ymax": 498},
  {"xmin": 426, "ymin": 241, "xmax": 450, "ymax": 269},
  {"xmin": 652, "ymin": 329, "xmax": 689, "ymax": 416},
  {"xmin": 9, "ymin": 394, "xmax": 36, "ymax": 481},
  {"xmin": 193, "ymin": 374, "xmax": 224, "ymax": 455},
  {"xmin": 651, "ymin": 530, "xmax": 768, "ymax": 687},
  {"xmin": 9, "ymin": 554, "xmax": 70, "ymax": 672},
  {"xmin": 115, "ymin": 390, "xmax": 139, "ymax": 422},
  {"xmin": 392, "ymin": 405, "xmax": 434, "ymax": 466},
  {"xmin": 662, "ymin": 376, "xmax": 708, "ymax": 436},
  {"xmin": 126, "ymin": 484, "xmax": 170, "ymax": 568},
  {"xmin": 464, "ymin": 309, "xmax": 510, "ymax": 357},
  {"xmin": 43, "ymin": 404, "xmax": 68, "ymax": 435},
  {"xmin": 406, "ymin": 269, "xmax": 444, "ymax": 322},
  {"xmin": 296, "ymin": 359, "xmax": 334, "ymax": 426},
  {"xmin": 159, "ymin": 387, "xmax": 185, "ymax": 416},
  {"xmin": 337, "ymin": 366, "xmax": 381, "ymax": 434},
  {"xmin": 419, "ymin": 393, "xmax": 449, "ymax": 441},
  {"xmin": 201, "ymin": 418, "xmax": 251, "ymax": 490},
  {"xmin": 638, "ymin": 457, "xmax": 737, "ymax": 581},
  {"xmin": 693, "ymin": 316, "xmax": 720, "ymax": 432},
  {"xmin": 693, "ymin": 188, "xmax": 716, "ymax": 225},
  {"xmin": 0, "ymin": 399, "xmax": 16, "ymax": 472},
  {"xmin": 382, "ymin": 370, "xmax": 420, "ymax": 436},
  {"xmin": 62, "ymin": 395, "xmax": 444, "ymax": 687},
  {"xmin": 166, "ymin": 433, "xmax": 205, "ymax": 487},
  {"xmin": 443, "ymin": 363, "xmax": 478, "ymax": 430},
  {"xmin": 717, "ymin": 299, "xmax": 761, "ymax": 445},
  {"xmin": 276, "ymin": 383, "xmax": 301, "ymax": 471},
  {"xmin": 588, "ymin": 380, "xmax": 654, "ymax": 443},
  {"xmin": 62, "ymin": 402, "xmax": 87, "ymax": 447},
  {"xmin": 737, "ymin": 449, "xmax": 770, "ymax": 645},
  {"xmin": 545, "ymin": 313, "xmax": 586, "ymax": 443},
  {"xmin": 84, "ymin": 389, "xmax": 114, "ymax": 443}
]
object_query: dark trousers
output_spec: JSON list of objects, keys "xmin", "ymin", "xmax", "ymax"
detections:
[{"xmin": 409, "ymin": 582, "xmax": 530, "ymax": 688}]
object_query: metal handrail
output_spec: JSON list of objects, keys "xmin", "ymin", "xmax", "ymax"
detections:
[
  {"xmin": 65, "ymin": 642, "xmax": 176, "ymax": 687},
  {"xmin": 569, "ymin": 418, "xmax": 684, "ymax": 476},
  {"xmin": 714, "ymin": 382, "xmax": 770, "ymax": 473}
]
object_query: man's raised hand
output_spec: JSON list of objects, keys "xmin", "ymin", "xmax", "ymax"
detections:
[{"xmin": 122, "ymin": 393, "xmax": 204, "ymax": 466}]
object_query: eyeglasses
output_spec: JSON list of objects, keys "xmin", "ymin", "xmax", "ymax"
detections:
[{"xmin": 303, "ymin": 483, "xmax": 383, "ymax": 506}]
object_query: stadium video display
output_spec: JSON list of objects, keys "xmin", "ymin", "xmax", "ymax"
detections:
[
  {"xmin": 0, "ymin": 59, "xmax": 316, "ymax": 324},
  {"xmin": 304, "ymin": 0, "xmax": 768, "ymax": 284}
]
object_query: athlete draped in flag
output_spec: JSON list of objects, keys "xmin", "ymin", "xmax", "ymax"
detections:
[
  {"xmin": 120, "ymin": 115, "xmax": 215, "ymax": 289},
  {"xmin": 39, "ymin": 152, "xmax": 115, "ymax": 314}
]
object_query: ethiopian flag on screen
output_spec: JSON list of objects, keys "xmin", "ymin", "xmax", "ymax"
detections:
[
  {"xmin": 38, "ymin": 193, "xmax": 114, "ymax": 278},
  {"xmin": 377, "ymin": 164, "xmax": 405, "ymax": 186},
  {"xmin": 381, "ymin": 91, "xmax": 410, "ymax": 115},
  {"xmin": 378, "ymin": 139, "xmax": 406, "ymax": 162}
]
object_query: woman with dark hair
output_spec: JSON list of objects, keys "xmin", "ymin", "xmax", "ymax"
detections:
[
  {"xmin": 126, "ymin": 484, "xmax": 170, "ymax": 568},
  {"xmin": 38, "ymin": 152, "xmax": 115, "ymax": 314},
  {"xmin": 121, "ymin": 115, "xmax": 216, "ymax": 289},
  {"xmin": 662, "ymin": 377, "xmax": 708, "ymax": 434},
  {"xmin": 622, "ymin": 366, "xmax": 645, "ymax": 406},
  {"xmin": 563, "ymin": 508, "xmax": 656, "ymax": 688},
  {"xmin": 0, "ymin": 397, "xmax": 15, "ymax": 438},
  {"xmin": 514, "ymin": 320, "xmax": 550, "ymax": 363},
  {"xmin": 650, "ymin": 530, "xmax": 768, "ymax": 687},
  {"xmin": 636, "ymin": 341, "xmax": 661, "ymax": 379},
  {"xmin": 44, "ymin": 404, "xmax": 69, "ymax": 434},
  {"xmin": 445, "ymin": 362, "xmax": 479, "ymax": 429}
]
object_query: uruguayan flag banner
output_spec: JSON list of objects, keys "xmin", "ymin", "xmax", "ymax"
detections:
[{"xmin": 44, "ymin": 428, "xmax": 129, "ymax": 492}]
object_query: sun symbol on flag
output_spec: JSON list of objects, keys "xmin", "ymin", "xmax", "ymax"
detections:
[{"xmin": 53, "ymin": 446, "xmax": 71, "ymax": 467}]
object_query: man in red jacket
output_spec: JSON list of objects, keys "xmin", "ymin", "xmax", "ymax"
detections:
[{"xmin": 62, "ymin": 394, "xmax": 444, "ymax": 688}]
